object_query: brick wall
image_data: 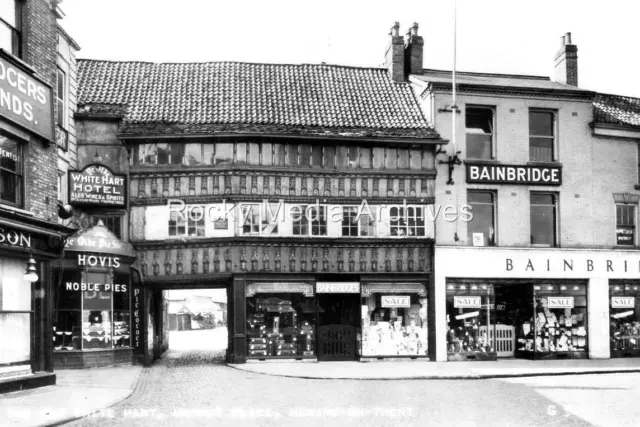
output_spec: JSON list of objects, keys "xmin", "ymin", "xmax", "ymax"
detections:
[
  {"xmin": 424, "ymin": 89, "xmax": 631, "ymax": 249},
  {"xmin": 19, "ymin": 0, "xmax": 59, "ymax": 221}
]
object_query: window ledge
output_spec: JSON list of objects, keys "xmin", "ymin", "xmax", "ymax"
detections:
[
  {"xmin": 526, "ymin": 161, "xmax": 562, "ymax": 167},
  {"xmin": 463, "ymin": 159, "xmax": 500, "ymax": 165},
  {"xmin": 0, "ymin": 204, "xmax": 34, "ymax": 217}
]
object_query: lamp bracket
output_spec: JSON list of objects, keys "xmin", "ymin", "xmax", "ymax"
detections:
[{"xmin": 438, "ymin": 151, "xmax": 462, "ymax": 185}]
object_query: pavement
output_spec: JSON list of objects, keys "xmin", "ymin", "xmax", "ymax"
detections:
[
  {"xmin": 229, "ymin": 357, "xmax": 640, "ymax": 380},
  {"xmin": 0, "ymin": 364, "xmax": 143, "ymax": 427},
  {"xmin": 3, "ymin": 341, "xmax": 640, "ymax": 426}
]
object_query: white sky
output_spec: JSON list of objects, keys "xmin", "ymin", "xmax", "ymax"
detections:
[{"xmin": 60, "ymin": 0, "xmax": 640, "ymax": 97}]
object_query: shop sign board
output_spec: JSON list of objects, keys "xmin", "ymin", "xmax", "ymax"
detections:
[
  {"xmin": 65, "ymin": 281, "xmax": 128, "ymax": 292},
  {"xmin": 466, "ymin": 162, "xmax": 561, "ymax": 186},
  {"xmin": 0, "ymin": 55, "xmax": 54, "ymax": 141},
  {"xmin": 0, "ymin": 227, "xmax": 30, "ymax": 248},
  {"xmin": 612, "ymin": 297, "xmax": 635, "ymax": 309},
  {"xmin": 547, "ymin": 297, "xmax": 574, "ymax": 308},
  {"xmin": 454, "ymin": 296, "xmax": 481, "ymax": 308},
  {"xmin": 316, "ymin": 282, "xmax": 360, "ymax": 293},
  {"xmin": 133, "ymin": 287, "xmax": 141, "ymax": 349},
  {"xmin": 69, "ymin": 164, "xmax": 126, "ymax": 207},
  {"xmin": 381, "ymin": 296, "xmax": 410, "ymax": 308},
  {"xmin": 246, "ymin": 282, "xmax": 314, "ymax": 297}
]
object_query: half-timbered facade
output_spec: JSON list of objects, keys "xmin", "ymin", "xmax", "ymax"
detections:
[{"xmin": 76, "ymin": 28, "xmax": 442, "ymax": 363}]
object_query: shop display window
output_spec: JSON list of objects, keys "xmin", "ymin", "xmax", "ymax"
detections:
[
  {"xmin": 516, "ymin": 284, "xmax": 588, "ymax": 358},
  {"xmin": 360, "ymin": 294, "xmax": 428, "ymax": 357},
  {"xmin": 446, "ymin": 283, "xmax": 496, "ymax": 361},
  {"xmin": 54, "ymin": 270, "xmax": 132, "ymax": 351},
  {"xmin": 609, "ymin": 282, "xmax": 640, "ymax": 357},
  {"xmin": 0, "ymin": 260, "xmax": 34, "ymax": 365},
  {"xmin": 246, "ymin": 292, "xmax": 316, "ymax": 358}
]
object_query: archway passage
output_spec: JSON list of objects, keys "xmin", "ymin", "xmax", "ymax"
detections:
[{"xmin": 163, "ymin": 289, "xmax": 228, "ymax": 356}]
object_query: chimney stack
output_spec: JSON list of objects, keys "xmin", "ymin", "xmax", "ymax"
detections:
[
  {"xmin": 404, "ymin": 22, "xmax": 424, "ymax": 75},
  {"xmin": 384, "ymin": 22, "xmax": 405, "ymax": 82},
  {"xmin": 554, "ymin": 32, "xmax": 578, "ymax": 86}
]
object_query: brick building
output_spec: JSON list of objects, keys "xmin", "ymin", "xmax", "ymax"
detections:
[
  {"xmin": 74, "ymin": 27, "xmax": 443, "ymax": 363},
  {"xmin": 400, "ymin": 27, "xmax": 640, "ymax": 362},
  {"xmin": 0, "ymin": 0, "xmax": 76, "ymax": 393}
]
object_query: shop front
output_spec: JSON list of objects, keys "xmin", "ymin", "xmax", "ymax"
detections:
[
  {"xmin": 244, "ymin": 279, "xmax": 429, "ymax": 362},
  {"xmin": 52, "ymin": 221, "xmax": 137, "ymax": 368},
  {"xmin": 434, "ymin": 246, "xmax": 635, "ymax": 362},
  {"xmin": 0, "ymin": 220, "xmax": 70, "ymax": 393}
]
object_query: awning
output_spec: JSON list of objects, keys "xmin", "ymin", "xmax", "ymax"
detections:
[
  {"xmin": 361, "ymin": 282, "xmax": 427, "ymax": 297},
  {"xmin": 64, "ymin": 221, "xmax": 135, "ymax": 259},
  {"xmin": 246, "ymin": 282, "xmax": 314, "ymax": 297}
]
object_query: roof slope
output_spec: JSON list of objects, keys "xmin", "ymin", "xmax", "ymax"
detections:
[
  {"xmin": 77, "ymin": 60, "xmax": 437, "ymax": 139},
  {"xmin": 593, "ymin": 93, "xmax": 640, "ymax": 129}
]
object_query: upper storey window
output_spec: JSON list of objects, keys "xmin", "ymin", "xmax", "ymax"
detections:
[
  {"xmin": 465, "ymin": 107, "xmax": 493, "ymax": 160},
  {"xmin": 133, "ymin": 142, "xmax": 432, "ymax": 171},
  {"xmin": 529, "ymin": 111, "xmax": 555, "ymax": 162},
  {"xmin": 0, "ymin": 135, "xmax": 23, "ymax": 207},
  {"xmin": 0, "ymin": 0, "xmax": 20, "ymax": 57}
]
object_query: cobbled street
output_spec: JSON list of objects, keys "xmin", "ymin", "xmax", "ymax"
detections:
[{"xmin": 61, "ymin": 348, "xmax": 640, "ymax": 427}]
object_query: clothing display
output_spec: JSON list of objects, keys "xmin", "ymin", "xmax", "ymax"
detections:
[{"xmin": 361, "ymin": 294, "xmax": 428, "ymax": 357}]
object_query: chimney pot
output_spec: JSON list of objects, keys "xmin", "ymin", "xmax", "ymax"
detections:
[
  {"xmin": 411, "ymin": 22, "xmax": 419, "ymax": 36},
  {"xmin": 565, "ymin": 32, "xmax": 572, "ymax": 44},
  {"xmin": 390, "ymin": 21, "xmax": 400, "ymax": 37}
]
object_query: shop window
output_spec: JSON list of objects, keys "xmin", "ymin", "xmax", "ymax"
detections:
[
  {"xmin": 385, "ymin": 147, "xmax": 397, "ymax": 169},
  {"xmin": 246, "ymin": 290, "xmax": 316, "ymax": 358},
  {"xmin": 54, "ymin": 270, "xmax": 82, "ymax": 351},
  {"xmin": 292, "ymin": 205, "xmax": 327, "ymax": 236},
  {"xmin": 239, "ymin": 204, "xmax": 278, "ymax": 235},
  {"xmin": 184, "ymin": 144, "xmax": 203, "ymax": 165},
  {"xmin": 609, "ymin": 282, "xmax": 640, "ymax": 357},
  {"xmin": 616, "ymin": 204, "xmax": 635, "ymax": 246},
  {"xmin": 467, "ymin": 191, "xmax": 495, "ymax": 246},
  {"xmin": 526, "ymin": 284, "xmax": 588, "ymax": 357},
  {"xmin": 446, "ymin": 283, "xmax": 496, "ymax": 360},
  {"xmin": 0, "ymin": 0, "xmax": 20, "ymax": 57},
  {"xmin": 529, "ymin": 110, "xmax": 555, "ymax": 162},
  {"xmin": 530, "ymin": 192, "xmax": 557, "ymax": 246},
  {"xmin": 389, "ymin": 206, "xmax": 425, "ymax": 237},
  {"xmin": 0, "ymin": 259, "xmax": 32, "ymax": 363},
  {"xmin": 360, "ymin": 147, "xmax": 372, "ymax": 168},
  {"xmin": 113, "ymin": 273, "xmax": 131, "ymax": 348},
  {"xmin": 466, "ymin": 106, "xmax": 493, "ymax": 160},
  {"xmin": 0, "ymin": 136, "xmax": 23, "ymax": 207},
  {"xmin": 56, "ymin": 68, "xmax": 66, "ymax": 128},
  {"xmin": 92, "ymin": 215, "xmax": 122, "ymax": 239},
  {"xmin": 214, "ymin": 143, "xmax": 233, "ymax": 165},
  {"xmin": 361, "ymin": 293, "xmax": 428, "ymax": 357},
  {"xmin": 341, "ymin": 206, "xmax": 375, "ymax": 237},
  {"xmin": 169, "ymin": 205, "xmax": 205, "ymax": 237}
]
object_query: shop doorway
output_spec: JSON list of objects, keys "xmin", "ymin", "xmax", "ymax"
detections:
[
  {"xmin": 162, "ymin": 289, "xmax": 228, "ymax": 353},
  {"xmin": 317, "ymin": 294, "xmax": 360, "ymax": 361}
]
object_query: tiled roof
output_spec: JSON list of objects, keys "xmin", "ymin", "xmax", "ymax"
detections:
[
  {"xmin": 593, "ymin": 93, "xmax": 640, "ymax": 129},
  {"xmin": 77, "ymin": 60, "xmax": 438, "ymax": 139}
]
